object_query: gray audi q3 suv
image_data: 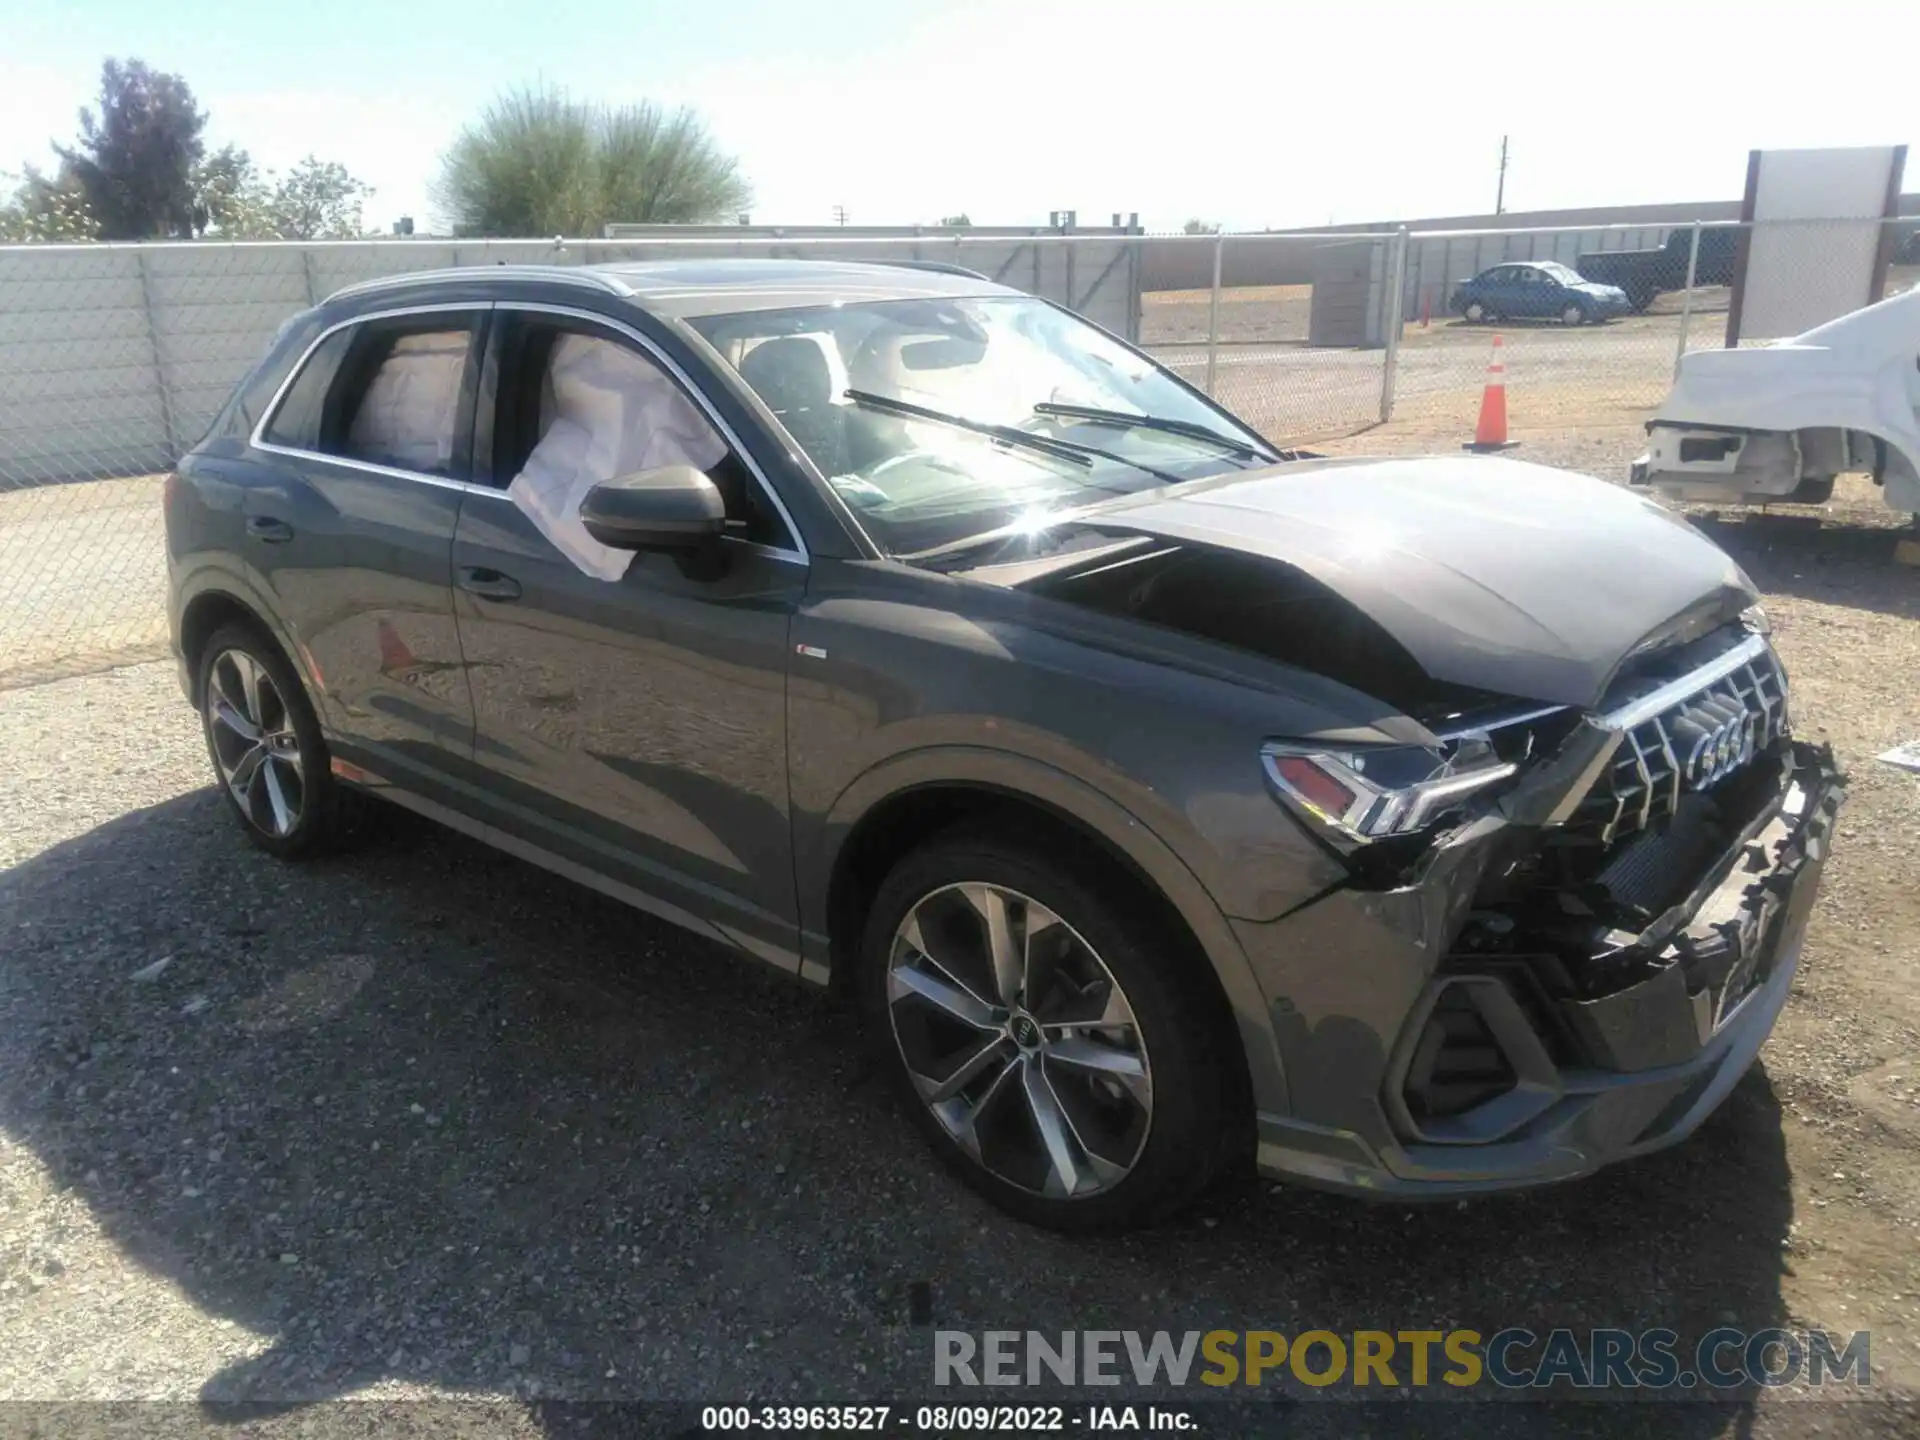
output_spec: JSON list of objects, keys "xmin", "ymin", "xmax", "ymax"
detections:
[{"xmin": 165, "ymin": 259, "xmax": 1843, "ymax": 1229}]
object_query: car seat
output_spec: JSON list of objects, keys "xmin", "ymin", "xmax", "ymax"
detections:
[{"xmin": 738, "ymin": 337, "xmax": 847, "ymax": 478}]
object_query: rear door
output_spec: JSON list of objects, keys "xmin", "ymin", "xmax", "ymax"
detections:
[
  {"xmin": 247, "ymin": 304, "xmax": 487, "ymax": 795},
  {"xmin": 446, "ymin": 303, "xmax": 809, "ymax": 970}
]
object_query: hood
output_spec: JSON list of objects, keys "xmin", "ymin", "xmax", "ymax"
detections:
[{"xmin": 1068, "ymin": 455, "xmax": 1755, "ymax": 709}]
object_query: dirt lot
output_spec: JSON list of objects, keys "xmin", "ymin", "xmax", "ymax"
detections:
[
  {"xmin": 1141, "ymin": 270, "xmax": 1919, "ymax": 448},
  {"xmin": 0, "ymin": 473, "xmax": 169, "ymax": 687},
  {"xmin": 2, "ymin": 435, "xmax": 1919, "ymax": 1436},
  {"xmin": 1139, "ymin": 282, "xmax": 1732, "ymax": 350},
  {"xmin": 1142, "ymin": 286, "xmax": 1720, "ymax": 446}
]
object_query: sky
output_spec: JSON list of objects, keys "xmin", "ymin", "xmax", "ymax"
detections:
[{"xmin": 3, "ymin": 0, "xmax": 1915, "ymax": 234}]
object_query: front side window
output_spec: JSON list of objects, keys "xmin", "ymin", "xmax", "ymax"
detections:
[
  {"xmin": 488, "ymin": 316, "xmax": 789, "ymax": 579},
  {"xmin": 690, "ymin": 295, "xmax": 1276, "ymax": 557}
]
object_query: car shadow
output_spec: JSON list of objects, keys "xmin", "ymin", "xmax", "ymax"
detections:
[
  {"xmin": 0, "ymin": 791, "xmax": 1797, "ymax": 1437},
  {"xmin": 1691, "ymin": 511, "xmax": 1920, "ymax": 622}
]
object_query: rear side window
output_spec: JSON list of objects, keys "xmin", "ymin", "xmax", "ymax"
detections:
[
  {"xmin": 259, "ymin": 314, "xmax": 480, "ymax": 478},
  {"xmin": 339, "ymin": 330, "xmax": 471, "ymax": 476}
]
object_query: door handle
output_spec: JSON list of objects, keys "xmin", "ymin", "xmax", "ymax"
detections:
[
  {"xmin": 457, "ymin": 566, "xmax": 522, "ymax": 602},
  {"xmin": 246, "ymin": 516, "xmax": 294, "ymax": 544}
]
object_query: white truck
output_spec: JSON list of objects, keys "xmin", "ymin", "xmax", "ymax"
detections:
[{"xmin": 1629, "ymin": 287, "xmax": 1920, "ymax": 522}]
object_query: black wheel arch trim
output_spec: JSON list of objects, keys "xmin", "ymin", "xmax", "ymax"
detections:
[{"xmin": 172, "ymin": 565, "xmax": 315, "ymax": 705}]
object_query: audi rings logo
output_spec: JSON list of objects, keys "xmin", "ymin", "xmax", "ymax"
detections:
[{"xmin": 1674, "ymin": 703, "xmax": 1758, "ymax": 790}]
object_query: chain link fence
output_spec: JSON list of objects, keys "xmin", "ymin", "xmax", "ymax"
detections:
[
  {"xmin": 1138, "ymin": 231, "xmax": 1396, "ymax": 442},
  {"xmin": 1378, "ymin": 218, "xmax": 1917, "ymax": 440},
  {"xmin": 0, "ymin": 231, "xmax": 1141, "ymax": 684},
  {"xmin": 2, "ymin": 219, "xmax": 1912, "ymax": 686}
]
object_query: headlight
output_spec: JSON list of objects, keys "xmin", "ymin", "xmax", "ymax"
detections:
[{"xmin": 1260, "ymin": 738, "xmax": 1518, "ymax": 851}]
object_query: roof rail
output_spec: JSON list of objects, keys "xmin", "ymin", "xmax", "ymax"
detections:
[
  {"xmin": 324, "ymin": 264, "xmax": 633, "ymax": 304},
  {"xmin": 868, "ymin": 259, "xmax": 994, "ymax": 282}
]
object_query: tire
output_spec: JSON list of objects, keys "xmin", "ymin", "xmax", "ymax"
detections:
[
  {"xmin": 1787, "ymin": 475, "xmax": 1836, "ymax": 504},
  {"xmin": 859, "ymin": 829, "xmax": 1238, "ymax": 1231},
  {"xmin": 1560, "ymin": 303, "xmax": 1588, "ymax": 326},
  {"xmin": 196, "ymin": 621, "xmax": 363, "ymax": 859},
  {"xmin": 1463, "ymin": 300, "xmax": 1490, "ymax": 323}
]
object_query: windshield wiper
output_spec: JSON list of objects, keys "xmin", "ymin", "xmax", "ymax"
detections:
[
  {"xmin": 845, "ymin": 390, "xmax": 1093, "ymax": 469},
  {"xmin": 1032, "ymin": 401, "xmax": 1281, "ymax": 463},
  {"xmin": 844, "ymin": 390, "xmax": 1188, "ymax": 485}
]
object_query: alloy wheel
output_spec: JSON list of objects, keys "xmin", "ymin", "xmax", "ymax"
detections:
[
  {"xmin": 885, "ymin": 882, "xmax": 1152, "ymax": 1200},
  {"xmin": 205, "ymin": 648, "xmax": 305, "ymax": 838},
  {"xmin": 1561, "ymin": 304, "xmax": 1585, "ymax": 326}
]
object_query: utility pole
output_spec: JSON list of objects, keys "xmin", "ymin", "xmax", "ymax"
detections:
[
  {"xmin": 1495, "ymin": 135, "xmax": 1509, "ymax": 215},
  {"xmin": 832, "ymin": 205, "xmax": 848, "ymax": 226}
]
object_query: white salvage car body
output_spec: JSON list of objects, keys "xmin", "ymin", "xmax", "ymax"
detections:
[{"xmin": 1630, "ymin": 288, "xmax": 1920, "ymax": 517}]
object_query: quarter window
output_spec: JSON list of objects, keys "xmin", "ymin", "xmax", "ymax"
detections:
[{"xmin": 261, "ymin": 329, "xmax": 352, "ymax": 452}]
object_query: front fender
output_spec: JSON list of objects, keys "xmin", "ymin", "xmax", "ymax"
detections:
[{"xmin": 799, "ymin": 742, "xmax": 1291, "ymax": 1118}]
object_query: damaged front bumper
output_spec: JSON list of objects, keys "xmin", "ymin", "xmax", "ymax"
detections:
[{"xmin": 1236, "ymin": 740, "xmax": 1845, "ymax": 1198}]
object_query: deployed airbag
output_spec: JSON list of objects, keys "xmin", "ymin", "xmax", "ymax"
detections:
[
  {"xmin": 345, "ymin": 331, "xmax": 467, "ymax": 475},
  {"xmin": 509, "ymin": 334, "xmax": 727, "ymax": 579}
]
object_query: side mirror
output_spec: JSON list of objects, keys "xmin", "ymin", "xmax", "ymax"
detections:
[{"xmin": 580, "ymin": 464, "xmax": 727, "ymax": 554}]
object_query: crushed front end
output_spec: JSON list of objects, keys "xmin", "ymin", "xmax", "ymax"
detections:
[{"xmin": 1239, "ymin": 623, "xmax": 1846, "ymax": 1197}]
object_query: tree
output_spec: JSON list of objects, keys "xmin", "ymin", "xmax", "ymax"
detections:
[
  {"xmin": 0, "ymin": 167, "xmax": 100, "ymax": 242},
  {"xmin": 55, "ymin": 58, "xmax": 207, "ymax": 238},
  {"xmin": 938, "ymin": 213, "xmax": 973, "ymax": 228},
  {"xmin": 1181, "ymin": 218, "xmax": 1220, "ymax": 236},
  {"xmin": 189, "ymin": 144, "xmax": 261, "ymax": 236},
  {"xmin": 190, "ymin": 150, "xmax": 374, "ymax": 239},
  {"xmin": 435, "ymin": 85, "xmax": 750, "ymax": 237},
  {"xmin": 264, "ymin": 156, "xmax": 374, "ymax": 239}
]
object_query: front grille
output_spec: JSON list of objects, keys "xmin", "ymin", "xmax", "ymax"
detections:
[{"xmin": 1575, "ymin": 636, "xmax": 1789, "ymax": 845}]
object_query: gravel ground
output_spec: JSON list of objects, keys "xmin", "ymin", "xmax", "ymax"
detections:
[{"xmin": 3, "ymin": 461, "xmax": 1919, "ymax": 1437}]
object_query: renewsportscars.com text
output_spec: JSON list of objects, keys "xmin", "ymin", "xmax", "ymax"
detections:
[{"xmin": 933, "ymin": 1328, "xmax": 1871, "ymax": 1391}]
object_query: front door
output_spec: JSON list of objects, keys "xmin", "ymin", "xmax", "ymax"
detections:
[
  {"xmin": 246, "ymin": 305, "xmax": 485, "ymax": 796},
  {"xmin": 1486, "ymin": 266, "xmax": 1527, "ymax": 316},
  {"xmin": 1513, "ymin": 267, "xmax": 1554, "ymax": 318},
  {"xmin": 448, "ymin": 307, "xmax": 808, "ymax": 970}
]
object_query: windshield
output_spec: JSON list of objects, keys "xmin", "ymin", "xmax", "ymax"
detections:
[
  {"xmin": 688, "ymin": 294, "xmax": 1274, "ymax": 556},
  {"xmin": 1536, "ymin": 261, "xmax": 1583, "ymax": 284}
]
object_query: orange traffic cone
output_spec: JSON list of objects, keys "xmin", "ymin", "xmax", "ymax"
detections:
[{"xmin": 1464, "ymin": 334, "xmax": 1515, "ymax": 451}]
